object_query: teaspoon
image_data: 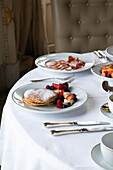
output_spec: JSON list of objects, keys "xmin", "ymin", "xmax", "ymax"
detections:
[{"xmin": 102, "ymin": 81, "xmax": 113, "ymax": 92}]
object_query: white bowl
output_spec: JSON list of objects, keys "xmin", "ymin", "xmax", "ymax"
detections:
[
  {"xmin": 108, "ymin": 94, "xmax": 113, "ymax": 114},
  {"xmin": 105, "ymin": 46, "xmax": 113, "ymax": 61},
  {"xmin": 101, "ymin": 132, "xmax": 113, "ymax": 166}
]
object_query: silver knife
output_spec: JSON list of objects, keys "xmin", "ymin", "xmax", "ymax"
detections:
[
  {"xmin": 51, "ymin": 126, "xmax": 113, "ymax": 135},
  {"xmin": 44, "ymin": 121, "xmax": 109, "ymax": 127}
]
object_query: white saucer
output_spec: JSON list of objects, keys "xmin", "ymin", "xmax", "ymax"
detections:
[
  {"xmin": 91, "ymin": 143, "xmax": 113, "ymax": 170},
  {"xmin": 100, "ymin": 103, "xmax": 113, "ymax": 119}
]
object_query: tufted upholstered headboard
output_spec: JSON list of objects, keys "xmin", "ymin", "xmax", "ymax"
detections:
[{"xmin": 51, "ymin": 0, "xmax": 113, "ymax": 53}]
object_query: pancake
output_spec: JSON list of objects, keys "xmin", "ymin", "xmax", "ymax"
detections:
[{"xmin": 23, "ymin": 88, "xmax": 58, "ymax": 106}]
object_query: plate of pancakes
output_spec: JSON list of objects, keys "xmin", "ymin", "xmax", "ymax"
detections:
[
  {"xmin": 12, "ymin": 81, "xmax": 87, "ymax": 114},
  {"xmin": 35, "ymin": 53, "xmax": 95, "ymax": 75}
]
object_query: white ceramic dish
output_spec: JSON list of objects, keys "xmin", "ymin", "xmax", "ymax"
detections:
[
  {"xmin": 35, "ymin": 53, "xmax": 95, "ymax": 74},
  {"xmin": 100, "ymin": 103, "xmax": 113, "ymax": 119},
  {"xmin": 91, "ymin": 63, "xmax": 113, "ymax": 80},
  {"xmin": 12, "ymin": 81, "xmax": 87, "ymax": 114},
  {"xmin": 91, "ymin": 143, "xmax": 113, "ymax": 170},
  {"xmin": 105, "ymin": 46, "xmax": 113, "ymax": 60},
  {"xmin": 101, "ymin": 132, "xmax": 113, "ymax": 166},
  {"xmin": 108, "ymin": 94, "xmax": 113, "ymax": 114}
]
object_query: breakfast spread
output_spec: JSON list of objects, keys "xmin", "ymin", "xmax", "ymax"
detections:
[
  {"xmin": 23, "ymin": 82, "xmax": 77, "ymax": 109},
  {"xmin": 45, "ymin": 56, "xmax": 85, "ymax": 71},
  {"xmin": 100, "ymin": 63, "xmax": 113, "ymax": 78}
]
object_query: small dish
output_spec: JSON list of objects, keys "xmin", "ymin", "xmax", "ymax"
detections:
[
  {"xmin": 35, "ymin": 52, "xmax": 95, "ymax": 75},
  {"xmin": 100, "ymin": 103, "xmax": 113, "ymax": 119},
  {"xmin": 105, "ymin": 46, "xmax": 113, "ymax": 61},
  {"xmin": 91, "ymin": 143, "xmax": 113, "ymax": 170},
  {"xmin": 91, "ymin": 63, "xmax": 113, "ymax": 80}
]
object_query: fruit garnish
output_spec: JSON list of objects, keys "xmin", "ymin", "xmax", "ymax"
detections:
[
  {"xmin": 66, "ymin": 94, "xmax": 75, "ymax": 100},
  {"xmin": 52, "ymin": 83, "xmax": 59, "ymax": 89},
  {"xmin": 58, "ymin": 83, "xmax": 64, "ymax": 90},
  {"xmin": 46, "ymin": 85, "xmax": 50, "ymax": 89},
  {"xmin": 60, "ymin": 90, "xmax": 64, "ymax": 96},
  {"xmin": 56, "ymin": 95, "xmax": 64, "ymax": 102},
  {"xmin": 56, "ymin": 100, "xmax": 63, "ymax": 108}
]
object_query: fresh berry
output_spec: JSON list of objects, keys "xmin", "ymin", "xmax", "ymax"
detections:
[
  {"xmin": 107, "ymin": 74, "xmax": 111, "ymax": 78},
  {"xmin": 52, "ymin": 83, "xmax": 59, "ymax": 89},
  {"xmin": 74, "ymin": 97, "xmax": 77, "ymax": 102},
  {"xmin": 56, "ymin": 95, "xmax": 64, "ymax": 102},
  {"xmin": 62, "ymin": 104, "xmax": 67, "ymax": 108},
  {"xmin": 66, "ymin": 102, "xmax": 71, "ymax": 107},
  {"xmin": 60, "ymin": 90, "xmax": 64, "ymax": 96},
  {"xmin": 58, "ymin": 83, "xmax": 64, "ymax": 90},
  {"xmin": 66, "ymin": 94, "xmax": 75, "ymax": 100},
  {"xmin": 56, "ymin": 100, "xmax": 63, "ymax": 108},
  {"xmin": 63, "ymin": 82, "xmax": 69, "ymax": 87},
  {"xmin": 50, "ymin": 86, "xmax": 55, "ymax": 90},
  {"xmin": 46, "ymin": 85, "xmax": 50, "ymax": 89},
  {"xmin": 72, "ymin": 93, "xmax": 77, "ymax": 97}
]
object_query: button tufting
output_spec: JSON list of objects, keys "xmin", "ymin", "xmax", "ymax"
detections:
[
  {"xmin": 86, "ymin": 2, "xmax": 90, "ymax": 6},
  {"xmin": 96, "ymin": 19, "xmax": 100, "ymax": 24},
  {"xmin": 105, "ymin": 2, "xmax": 108, "ymax": 6},
  {"xmin": 105, "ymin": 34, "xmax": 109, "ymax": 38},
  {"xmin": 87, "ymin": 35, "xmax": 91, "ymax": 39},
  {"xmin": 70, "ymin": 36, "xmax": 73, "ymax": 40},
  {"xmin": 78, "ymin": 20, "xmax": 81, "ymax": 24},
  {"xmin": 69, "ymin": 3, "xmax": 72, "ymax": 7}
]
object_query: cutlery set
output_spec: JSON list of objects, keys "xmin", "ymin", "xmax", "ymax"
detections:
[
  {"xmin": 94, "ymin": 50, "xmax": 109, "ymax": 63},
  {"xmin": 44, "ymin": 121, "xmax": 113, "ymax": 136}
]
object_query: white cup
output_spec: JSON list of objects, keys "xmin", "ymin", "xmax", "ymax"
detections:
[
  {"xmin": 100, "ymin": 132, "xmax": 113, "ymax": 166},
  {"xmin": 108, "ymin": 94, "xmax": 113, "ymax": 114}
]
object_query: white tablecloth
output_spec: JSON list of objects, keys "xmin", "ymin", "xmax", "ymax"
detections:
[{"xmin": 0, "ymin": 52, "xmax": 113, "ymax": 170}]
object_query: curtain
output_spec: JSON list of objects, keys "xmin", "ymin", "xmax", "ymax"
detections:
[{"xmin": 13, "ymin": 0, "xmax": 48, "ymax": 76}]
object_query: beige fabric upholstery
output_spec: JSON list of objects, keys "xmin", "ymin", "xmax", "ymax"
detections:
[{"xmin": 51, "ymin": 0, "xmax": 113, "ymax": 53}]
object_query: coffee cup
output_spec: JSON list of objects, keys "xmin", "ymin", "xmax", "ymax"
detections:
[
  {"xmin": 108, "ymin": 94, "xmax": 113, "ymax": 113},
  {"xmin": 100, "ymin": 132, "xmax": 113, "ymax": 166}
]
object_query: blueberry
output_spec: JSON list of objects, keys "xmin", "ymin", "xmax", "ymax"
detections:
[
  {"xmin": 63, "ymin": 82, "xmax": 69, "ymax": 88},
  {"xmin": 66, "ymin": 102, "xmax": 71, "ymax": 107},
  {"xmin": 64, "ymin": 88, "xmax": 70, "ymax": 92},
  {"xmin": 74, "ymin": 97, "xmax": 77, "ymax": 102},
  {"xmin": 72, "ymin": 93, "xmax": 77, "ymax": 97},
  {"xmin": 106, "ymin": 74, "xmax": 111, "ymax": 78},
  {"xmin": 62, "ymin": 104, "xmax": 67, "ymax": 108},
  {"xmin": 50, "ymin": 86, "xmax": 55, "ymax": 90},
  {"xmin": 99, "ymin": 69, "xmax": 102, "ymax": 74},
  {"xmin": 56, "ymin": 95, "xmax": 64, "ymax": 102}
]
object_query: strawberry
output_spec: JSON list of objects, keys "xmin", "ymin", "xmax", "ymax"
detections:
[
  {"xmin": 52, "ymin": 83, "xmax": 59, "ymax": 89},
  {"xmin": 60, "ymin": 90, "xmax": 64, "ymax": 96},
  {"xmin": 66, "ymin": 94, "xmax": 75, "ymax": 100},
  {"xmin": 56, "ymin": 100, "xmax": 63, "ymax": 108}
]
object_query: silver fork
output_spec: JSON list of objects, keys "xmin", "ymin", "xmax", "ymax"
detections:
[{"xmin": 30, "ymin": 74, "xmax": 75, "ymax": 82}]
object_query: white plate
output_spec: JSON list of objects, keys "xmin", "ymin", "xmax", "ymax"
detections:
[
  {"xmin": 35, "ymin": 53, "xmax": 95, "ymax": 74},
  {"xmin": 100, "ymin": 103, "xmax": 113, "ymax": 119},
  {"xmin": 105, "ymin": 46, "xmax": 113, "ymax": 60},
  {"xmin": 91, "ymin": 63, "xmax": 113, "ymax": 80},
  {"xmin": 91, "ymin": 143, "xmax": 113, "ymax": 170},
  {"xmin": 12, "ymin": 81, "xmax": 87, "ymax": 114}
]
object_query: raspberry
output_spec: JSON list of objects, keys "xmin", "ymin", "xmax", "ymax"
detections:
[
  {"xmin": 56, "ymin": 100, "xmax": 63, "ymax": 108},
  {"xmin": 46, "ymin": 85, "xmax": 50, "ymax": 89},
  {"xmin": 58, "ymin": 83, "xmax": 64, "ymax": 90}
]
